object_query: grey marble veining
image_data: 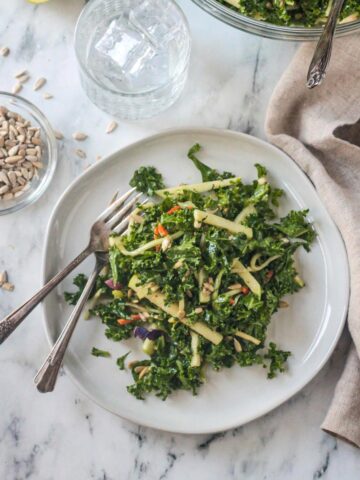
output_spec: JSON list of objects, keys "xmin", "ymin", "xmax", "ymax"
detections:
[{"xmin": 0, "ymin": 1, "xmax": 359, "ymax": 479}]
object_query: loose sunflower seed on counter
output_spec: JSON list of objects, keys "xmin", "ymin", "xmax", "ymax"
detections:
[
  {"xmin": 15, "ymin": 69, "xmax": 27, "ymax": 79},
  {"xmin": 0, "ymin": 46, "xmax": 10, "ymax": 57},
  {"xmin": 33, "ymin": 77, "xmax": 46, "ymax": 91},
  {"xmin": 72, "ymin": 131, "xmax": 88, "ymax": 141},
  {"xmin": 0, "ymin": 106, "xmax": 43, "ymax": 201},
  {"xmin": 17, "ymin": 73, "xmax": 30, "ymax": 84},
  {"xmin": 12, "ymin": 83, "xmax": 22, "ymax": 95},
  {"xmin": 75, "ymin": 148, "xmax": 86, "ymax": 159},
  {"xmin": 0, "ymin": 270, "xmax": 14, "ymax": 292},
  {"xmin": 54, "ymin": 130, "xmax": 64, "ymax": 140},
  {"xmin": 106, "ymin": 120, "xmax": 118, "ymax": 134}
]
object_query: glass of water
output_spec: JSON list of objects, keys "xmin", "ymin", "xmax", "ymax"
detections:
[{"xmin": 74, "ymin": 0, "xmax": 191, "ymax": 120}]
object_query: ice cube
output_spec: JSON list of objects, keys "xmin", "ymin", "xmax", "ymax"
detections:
[
  {"xmin": 95, "ymin": 18, "xmax": 156, "ymax": 75},
  {"xmin": 129, "ymin": 0, "xmax": 182, "ymax": 48}
]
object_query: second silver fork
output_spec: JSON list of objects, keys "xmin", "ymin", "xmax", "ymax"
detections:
[
  {"xmin": 34, "ymin": 193, "xmax": 146, "ymax": 392},
  {"xmin": 34, "ymin": 251, "xmax": 109, "ymax": 392}
]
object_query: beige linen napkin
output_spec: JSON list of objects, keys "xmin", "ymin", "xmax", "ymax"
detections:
[{"xmin": 266, "ymin": 34, "xmax": 360, "ymax": 448}]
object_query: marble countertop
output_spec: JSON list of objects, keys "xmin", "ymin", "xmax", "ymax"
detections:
[{"xmin": 0, "ymin": 1, "xmax": 359, "ymax": 479}]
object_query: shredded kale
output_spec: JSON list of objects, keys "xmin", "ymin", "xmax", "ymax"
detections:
[
  {"xmin": 116, "ymin": 351, "xmax": 130, "ymax": 370},
  {"xmin": 265, "ymin": 342, "xmax": 291, "ymax": 379},
  {"xmin": 64, "ymin": 273, "xmax": 88, "ymax": 305},
  {"xmin": 91, "ymin": 347, "xmax": 111, "ymax": 358},
  {"xmin": 130, "ymin": 166, "xmax": 165, "ymax": 196},
  {"xmin": 65, "ymin": 145, "xmax": 316, "ymax": 400},
  {"xmin": 255, "ymin": 163, "xmax": 267, "ymax": 178},
  {"xmin": 219, "ymin": 0, "xmax": 360, "ymax": 27},
  {"xmin": 188, "ymin": 143, "xmax": 234, "ymax": 181}
]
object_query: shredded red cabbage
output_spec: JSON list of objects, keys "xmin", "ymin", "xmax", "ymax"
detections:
[
  {"xmin": 134, "ymin": 326, "xmax": 164, "ymax": 341},
  {"xmin": 105, "ymin": 278, "xmax": 122, "ymax": 290}
]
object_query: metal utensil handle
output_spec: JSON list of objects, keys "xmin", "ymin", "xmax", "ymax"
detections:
[
  {"xmin": 34, "ymin": 260, "xmax": 102, "ymax": 393},
  {"xmin": 307, "ymin": 0, "xmax": 345, "ymax": 88},
  {"xmin": 0, "ymin": 246, "xmax": 92, "ymax": 345}
]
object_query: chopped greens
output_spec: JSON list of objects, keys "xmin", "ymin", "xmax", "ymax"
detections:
[
  {"xmin": 64, "ymin": 273, "xmax": 87, "ymax": 305},
  {"xmin": 65, "ymin": 144, "xmax": 316, "ymax": 400},
  {"xmin": 188, "ymin": 143, "xmax": 233, "ymax": 181},
  {"xmin": 130, "ymin": 166, "xmax": 165, "ymax": 196},
  {"xmin": 91, "ymin": 347, "xmax": 111, "ymax": 358},
  {"xmin": 116, "ymin": 351, "xmax": 130, "ymax": 370},
  {"xmin": 220, "ymin": 0, "xmax": 360, "ymax": 27},
  {"xmin": 265, "ymin": 342, "xmax": 291, "ymax": 379}
]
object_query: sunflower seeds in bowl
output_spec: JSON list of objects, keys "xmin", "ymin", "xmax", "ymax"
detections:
[{"xmin": 0, "ymin": 92, "xmax": 57, "ymax": 216}]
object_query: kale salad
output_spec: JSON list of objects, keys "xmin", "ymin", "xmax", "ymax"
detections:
[
  {"xmin": 221, "ymin": 0, "xmax": 360, "ymax": 27},
  {"xmin": 65, "ymin": 144, "xmax": 316, "ymax": 400}
]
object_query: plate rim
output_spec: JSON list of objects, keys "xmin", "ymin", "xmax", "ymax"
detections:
[{"xmin": 41, "ymin": 127, "xmax": 350, "ymax": 434}]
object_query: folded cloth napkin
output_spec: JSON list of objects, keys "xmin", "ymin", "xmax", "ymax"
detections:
[{"xmin": 266, "ymin": 34, "xmax": 360, "ymax": 448}]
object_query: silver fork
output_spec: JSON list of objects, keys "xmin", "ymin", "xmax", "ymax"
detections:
[
  {"xmin": 34, "ymin": 251, "xmax": 109, "ymax": 392},
  {"xmin": 306, "ymin": 0, "xmax": 345, "ymax": 88},
  {"xmin": 0, "ymin": 187, "xmax": 141, "ymax": 344}
]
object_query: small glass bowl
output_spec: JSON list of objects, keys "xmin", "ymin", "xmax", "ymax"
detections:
[
  {"xmin": 191, "ymin": 0, "xmax": 360, "ymax": 41},
  {"xmin": 74, "ymin": 0, "xmax": 191, "ymax": 120},
  {"xmin": 0, "ymin": 92, "xmax": 57, "ymax": 216}
]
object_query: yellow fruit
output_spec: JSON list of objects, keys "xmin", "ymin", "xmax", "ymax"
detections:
[{"xmin": 27, "ymin": 0, "xmax": 49, "ymax": 4}]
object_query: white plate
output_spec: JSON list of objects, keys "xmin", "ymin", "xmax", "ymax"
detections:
[{"xmin": 42, "ymin": 128, "xmax": 349, "ymax": 434}]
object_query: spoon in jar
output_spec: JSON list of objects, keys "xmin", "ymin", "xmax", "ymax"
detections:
[{"xmin": 307, "ymin": 0, "xmax": 345, "ymax": 88}]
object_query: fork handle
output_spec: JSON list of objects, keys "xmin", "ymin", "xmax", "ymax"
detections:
[
  {"xmin": 34, "ymin": 259, "xmax": 103, "ymax": 393},
  {"xmin": 306, "ymin": 0, "xmax": 345, "ymax": 88},
  {"xmin": 0, "ymin": 246, "xmax": 92, "ymax": 344}
]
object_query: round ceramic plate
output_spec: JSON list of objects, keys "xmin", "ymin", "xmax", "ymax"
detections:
[{"xmin": 42, "ymin": 128, "xmax": 349, "ymax": 434}]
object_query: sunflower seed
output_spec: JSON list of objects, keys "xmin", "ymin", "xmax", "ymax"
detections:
[
  {"xmin": 75, "ymin": 149, "xmax": 86, "ymax": 159},
  {"xmin": 0, "ymin": 171, "xmax": 9, "ymax": 184},
  {"xmin": 33, "ymin": 77, "xmax": 46, "ymax": 91},
  {"xmin": 0, "ymin": 47, "xmax": 10, "ymax": 57},
  {"xmin": 3, "ymin": 192, "xmax": 13, "ymax": 200},
  {"xmin": 32, "ymin": 161, "xmax": 43, "ymax": 169},
  {"xmin": 72, "ymin": 131, "xmax": 88, "ymax": 141},
  {"xmin": 26, "ymin": 148, "xmax": 37, "ymax": 155},
  {"xmin": 203, "ymin": 282, "xmax": 214, "ymax": 292},
  {"xmin": 8, "ymin": 171, "xmax": 17, "ymax": 184},
  {"xmin": 279, "ymin": 300, "xmax": 289, "ymax": 308},
  {"xmin": 15, "ymin": 69, "xmax": 27, "ymax": 79},
  {"xmin": 128, "ymin": 361, "xmax": 140, "ymax": 369},
  {"xmin": 161, "ymin": 236, "xmax": 171, "ymax": 252},
  {"xmin": 17, "ymin": 177, "xmax": 26, "ymax": 186},
  {"xmin": 14, "ymin": 190, "xmax": 24, "ymax": 197},
  {"xmin": 0, "ymin": 185, "xmax": 9, "ymax": 194},
  {"xmin": 234, "ymin": 338, "xmax": 242, "ymax": 352},
  {"xmin": 54, "ymin": 130, "xmax": 64, "ymax": 140},
  {"xmin": 8, "ymin": 145, "xmax": 19, "ymax": 156},
  {"xmin": 12, "ymin": 83, "xmax": 22, "ymax": 95},
  {"xmin": 2, "ymin": 282, "xmax": 14, "ymax": 291},
  {"xmin": 174, "ymin": 259, "xmax": 183, "ymax": 269},
  {"xmin": 0, "ymin": 270, "xmax": 8, "ymax": 286},
  {"xmin": 106, "ymin": 120, "xmax": 118, "ymax": 134},
  {"xmin": 18, "ymin": 73, "xmax": 30, "ymax": 84},
  {"xmin": 177, "ymin": 309, "xmax": 185, "ymax": 319},
  {"xmin": 6, "ymin": 155, "xmax": 23, "ymax": 164},
  {"xmin": 43, "ymin": 92, "xmax": 53, "ymax": 100}
]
